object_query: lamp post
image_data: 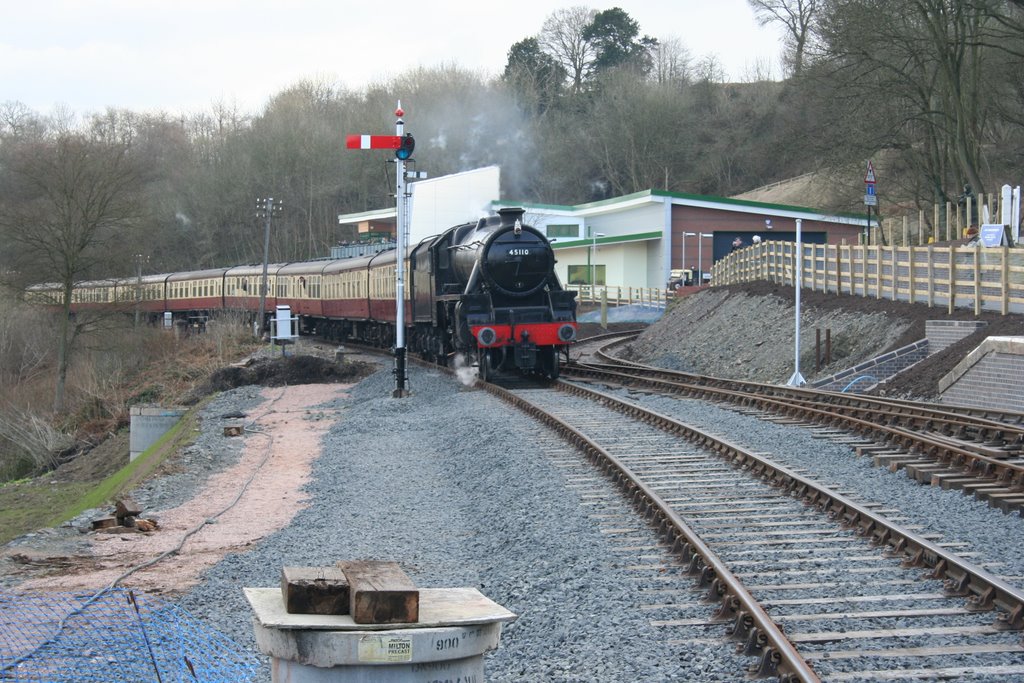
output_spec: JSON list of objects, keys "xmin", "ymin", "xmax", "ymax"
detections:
[
  {"xmin": 698, "ymin": 233, "xmax": 713, "ymax": 286},
  {"xmin": 590, "ymin": 231, "xmax": 605, "ymax": 288},
  {"xmin": 787, "ymin": 219, "xmax": 806, "ymax": 386},
  {"xmin": 255, "ymin": 197, "xmax": 282, "ymax": 338},
  {"xmin": 682, "ymin": 231, "xmax": 696, "ymax": 283}
]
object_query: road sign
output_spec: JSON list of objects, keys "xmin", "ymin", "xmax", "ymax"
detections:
[
  {"xmin": 864, "ymin": 194, "xmax": 877, "ymax": 206},
  {"xmin": 864, "ymin": 161, "xmax": 876, "ymax": 183},
  {"xmin": 866, "ymin": 184, "xmax": 875, "ymax": 196},
  {"xmin": 345, "ymin": 134, "xmax": 403, "ymax": 150}
]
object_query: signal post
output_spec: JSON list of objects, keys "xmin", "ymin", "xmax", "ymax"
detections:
[{"xmin": 346, "ymin": 103, "xmax": 419, "ymax": 397}]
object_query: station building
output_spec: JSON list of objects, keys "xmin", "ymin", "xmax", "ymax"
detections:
[{"xmin": 336, "ymin": 166, "xmax": 866, "ymax": 289}]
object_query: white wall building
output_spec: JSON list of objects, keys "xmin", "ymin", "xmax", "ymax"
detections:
[{"xmin": 338, "ymin": 166, "xmax": 866, "ymax": 290}]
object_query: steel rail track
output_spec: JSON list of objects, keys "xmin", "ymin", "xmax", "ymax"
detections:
[
  {"xmin": 590, "ymin": 343, "xmax": 1024, "ymax": 439},
  {"xmin": 564, "ymin": 360, "xmax": 1024, "ymax": 513},
  {"xmin": 479, "ymin": 377, "xmax": 1024, "ymax": 681},
  {"xmin": 477, "ymin": 379, "xmax": 821, "ymax": 682}
]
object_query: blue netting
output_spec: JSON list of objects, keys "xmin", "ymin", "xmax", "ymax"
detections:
[{"xmin": 0, "ymin": 589, "xmax": 258, "ymax": 682}]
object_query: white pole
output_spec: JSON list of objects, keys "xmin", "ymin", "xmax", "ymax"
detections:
[
  {"xmin": 682, "ymin": 232, "xmax": 696, "ymax": 284},
  {"xmin": 1012, "ymin": 186, "xmax": 1021, "ymax": 244},
  {"xmin": 698, "ymin": 233, "xmax": 712, "ymax": 286},
  {"xmin": 698, "ymin": 239, "xmax": 703, "ymax": 286},
  {"xmin": 787, "ymin": 218, "xmax": 806, "ymax": 386},
  {"xmin": 393, "ymin": 103, "xmax": 408, "ymax": 397}
]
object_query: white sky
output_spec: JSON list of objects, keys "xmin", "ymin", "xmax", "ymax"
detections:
[{"xmin": 2, "ymin": 0, "xmax": 784, "ymax": 116}]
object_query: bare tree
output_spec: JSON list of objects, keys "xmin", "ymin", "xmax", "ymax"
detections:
[
  {"xmin": 747, "ymin": 0, "xmax": 818, "ymax": 76},
  {"xmin": 539, "ymin": 6, "xmax": 598, "ymax": 94},
  {"xmin": 0, "ymin": 132, "xmax": 145, "ymax": 413},
  {"xmin": 807, "ymin": 0, "xmax": 1021, "ymax": 201},
  {"xmin": 651, "ymin": 36, "xmax": 694, "ymax": 86}
]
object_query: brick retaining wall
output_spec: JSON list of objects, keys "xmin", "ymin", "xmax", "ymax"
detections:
[
  {"xmin": 938, "ymin": 337, "xmax": 1024, "ymax": 412},
  {"xmin": 924, "ymin": 320, "xmax": 988, "ymax": 355}
]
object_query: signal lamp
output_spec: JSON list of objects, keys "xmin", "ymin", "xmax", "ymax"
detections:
[{"xmin": 396, "ymin": 134, "xmax": 415, "ymax": 160}]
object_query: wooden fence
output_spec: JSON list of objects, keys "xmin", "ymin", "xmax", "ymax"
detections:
[
  {"xmin": 868, "ymin": 192, "xmax": 1010, "ymax": 246},
  {"xmin": 711, "ymin": 241, "xmax": 1024, "ymax": 315},
  {"xmin": 566, "ymin": 284, "xmax": 671, "ymax": 308}
]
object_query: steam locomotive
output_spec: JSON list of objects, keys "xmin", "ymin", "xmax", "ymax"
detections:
[{"xmin": 35, "ymin": 208, "xmax": 578, "ymax": 380}]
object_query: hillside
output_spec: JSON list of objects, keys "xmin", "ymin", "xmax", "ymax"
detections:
[{"xmin": 618, "ymin": 282, "xmax": 1024, "ymax": 400}]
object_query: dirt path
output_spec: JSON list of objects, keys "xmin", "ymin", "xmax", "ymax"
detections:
[{"xmin": 15, "ymin": 383, "xmax": 351, "ymax": 595}]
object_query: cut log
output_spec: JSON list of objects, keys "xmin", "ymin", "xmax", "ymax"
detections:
[
  {"xmin": 338, "ymin": 560, "xmax": 419, "ymax": 624},
  {"xmin": 135, "ymin": 518, "xmax": 159, "ymax": 532},
  {"xmin": 281, "ymin": 566, "xmax": 350, "ymax": 615}
]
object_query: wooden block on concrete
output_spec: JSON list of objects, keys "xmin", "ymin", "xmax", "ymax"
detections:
[
  {"xmin": 339, "ymin": 560, "xmax": 419, "ymax": 624},
  {"xmin": 281, "ymin": 566, "xmax": 350, "ymax": 615}
]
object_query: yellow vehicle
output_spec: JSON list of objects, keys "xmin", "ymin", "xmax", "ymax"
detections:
[{"xmin": 668, "ymin": 268, "xmax": 694, "ymax": 289}]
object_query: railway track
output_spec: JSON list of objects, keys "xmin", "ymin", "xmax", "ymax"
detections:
[
  {"xmin": 478, "ymin": 376, "xmax": 1024, "ymax": 681},
  {"xmin": 563, "ymin": 337, "xmax": 1024, "ymax": 515}
]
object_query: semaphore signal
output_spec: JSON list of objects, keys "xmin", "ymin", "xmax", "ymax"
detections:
[{"xmin": 345, "ymin": 102, "xmax": 419, "ymax": 397}]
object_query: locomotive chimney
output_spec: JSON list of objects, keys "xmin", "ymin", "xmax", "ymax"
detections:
[{"xmin": 497, "ymin": 207, "xmax": 525, "ymax": 228}]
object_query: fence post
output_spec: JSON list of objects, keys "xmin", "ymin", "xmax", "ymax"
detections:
[
  {"xmin": 875, "ymin": 246, "xmax": 882, "ymax": 299},
  {"xmin": 927, "ymin": 244, "xmax": 934, "ymax": 307},
  {"xmin": 948, "ymin": 247, "xmax": 956, "ymax": 314},
  {"xmin": 974, "ymin": 248, "xmax": 981, "ymax": 315},
  {"xmin": 1002, "ymin": 246, "xmax": 1010, "ymax": 315},
  {"xmin": 946, "ymin": 201, "xmax": 952, "ymax": 241},
  {"xmin": 908, "ymin": 246, "xmax": 915, "ymax": 304},
  {"xmin": 810, "ymin": 245, "xmax": 817, "ymax": 291}
]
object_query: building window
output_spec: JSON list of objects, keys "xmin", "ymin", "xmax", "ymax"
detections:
[
  {"xmin": 546, "ymin": 224, "xmax": 579, "ymax": 238},
  {"xmin": 567, "ymin": 265, "xmax": 605, "ymax": 286}
]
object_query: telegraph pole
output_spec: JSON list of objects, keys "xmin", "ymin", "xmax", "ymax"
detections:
[{"xmin": 255, "ymin": 197, "xmax": 282, "ymax": 338}]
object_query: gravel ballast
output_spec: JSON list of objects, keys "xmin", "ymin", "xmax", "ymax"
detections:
[
  {"xmin": 177, "ymin": 366, "xmax": 742, "ymax": 682},
  {"xmin": 36, "ymin": 355, "xmax": 1020, "ymax": 681},
  {"xmin": 612, "ymin": 386, "xmax": 1024, "ymax": 580}
]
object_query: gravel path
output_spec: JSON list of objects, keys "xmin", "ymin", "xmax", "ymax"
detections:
[
  {"xmin": 169, "ymin": 362, "xmax": 1024, "ymax": 681},
  {"xmin": 177, "ymin": 365, "xmax": 723, "ymax": 682}
]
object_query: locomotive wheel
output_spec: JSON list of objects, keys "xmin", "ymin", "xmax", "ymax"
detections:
[
  {"xmin": 477, "ymin": 348, "xmax": 491, "ymax": 382},
  {"xmin": 542, "ymin": 347, "xmax": 560, "ymax": 380}
]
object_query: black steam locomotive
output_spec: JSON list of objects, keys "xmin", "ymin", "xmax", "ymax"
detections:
[
  {"xmin": 412, "ymin": 207, "xmax": 578, "ymax": 380},
  {"xmin": 48, "ymin": 208, "xmax": 578, "ymax": 380}
]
